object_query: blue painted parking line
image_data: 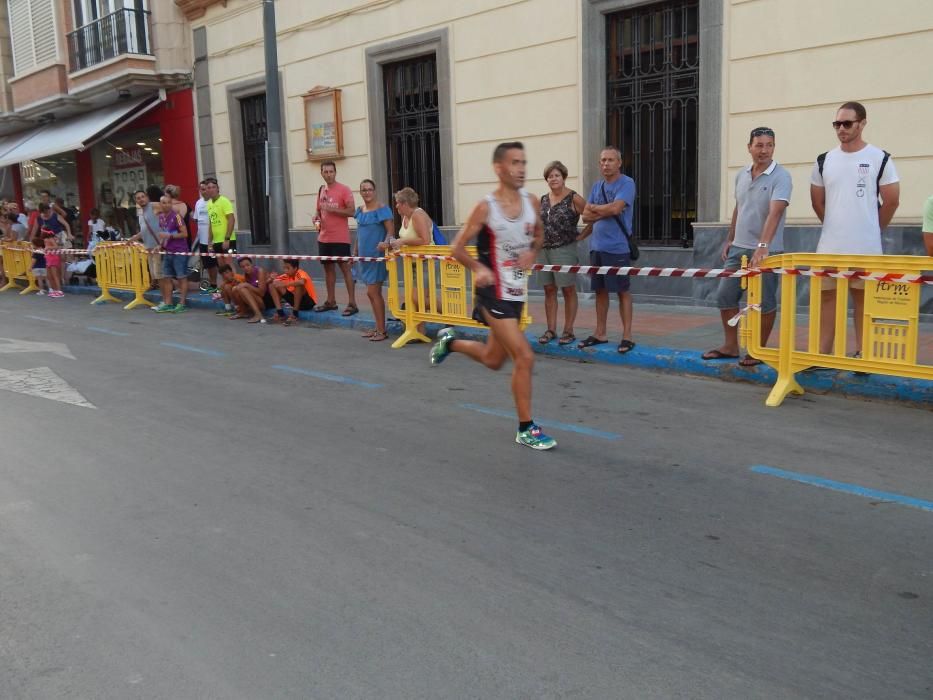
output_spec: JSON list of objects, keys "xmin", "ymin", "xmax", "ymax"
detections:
[
  {"xmin": 751, "ymin": 465, "xmax": 933, "ymax": 513},
  {"xmin": 160, "ymin": 341, "xmax": 225, "ymax": 358},
  {"xmin": 87, "ymin": 326, "xmax": 130, "ymax": 337},
  {"xmin": 271, "ymin": 364, "xmax": 382, "ymax": 389},
  {"xmin": 459, "ymin": 403, "xmax": 623, "ymax": 440}
]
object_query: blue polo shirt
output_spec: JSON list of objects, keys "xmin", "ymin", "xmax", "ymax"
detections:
[{"xmin": 588, "ymin": 175, "xmax": 636, "ymax": 254}]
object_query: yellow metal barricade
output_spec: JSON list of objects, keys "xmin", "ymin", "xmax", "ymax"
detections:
[
  {"xmin": 0, "ymin": 241, "xmax": 39, "ymax": 294},
  {"xmin": 386, "ymin": 245, "xmax": 532, "ymax": 348},
  {"xmin": 92, "ymin": 242, "xmax": 154, "ymax": 310},
  {"xmin": 741, "ymin": 253, "xmax": 933, "ymax": 406}
]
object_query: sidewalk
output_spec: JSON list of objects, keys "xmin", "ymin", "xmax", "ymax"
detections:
[{"xmin": 61, "ymin": 283, "xmax": 933, "ymax": 406}]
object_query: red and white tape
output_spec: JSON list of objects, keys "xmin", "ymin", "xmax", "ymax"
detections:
[{"xmin": 5, "ymin": 245, "xmax": 932, "ymax": 284}]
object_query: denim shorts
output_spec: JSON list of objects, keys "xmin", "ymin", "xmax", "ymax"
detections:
[
  {"xmin": 716, "ymin": 245, "xmax": 781, "ymax": 314},
  {"xmin": 162, "ymin": 253, "xmax": 189, "ymax": 279}
]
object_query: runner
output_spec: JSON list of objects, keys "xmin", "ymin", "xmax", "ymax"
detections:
[{"xmin": 430, "ymin": 141, "xmax": 556, "ymax": 450}]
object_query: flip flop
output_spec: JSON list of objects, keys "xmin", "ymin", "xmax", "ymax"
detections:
[
  {"xmin": 617, "ymin": 339, "xmax": 636, "ymax": 354},
  {"xmin": 577, "ymin": 335, "xmax": 608, "ymax": 349},
  {"xmin": 558, "ymin": 332, "xmax": 576, "ymax": 345},
  {"xmin": 538, "ymin": 330, "xmax": 557, "ymax": 344},
  {"xmin": 702, "ymin": 349, "xmax": 740, "ymax": 360},
  {"xmin": 739, "ymin": 355, "xmax": 763, "ymax": 367},
  {"xmin": 361, "ymin": 329, "xmax": 376, "ymax": 338},
  {"xmin": 369, "ymin": 331, "xmax": 388, "ymax": 342}
]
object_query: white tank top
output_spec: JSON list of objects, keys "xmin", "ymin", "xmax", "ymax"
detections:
[{"xmin": 476, "ymin": 189, "xmax": 536, "ymax": 302}]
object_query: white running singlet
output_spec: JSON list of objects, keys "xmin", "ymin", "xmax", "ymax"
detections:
[{"xmin": 476, "ymin": 189, "xmax": 536, "ymax": 302}]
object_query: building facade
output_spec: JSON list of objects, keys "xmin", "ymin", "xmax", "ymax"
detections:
[
  {"xmin": 185, "ymin": 0, "xmax": 931, "ymax": 304},
  {"xmin": 0, "ymin": 0, "xmax": 197, "ymax": 240}
]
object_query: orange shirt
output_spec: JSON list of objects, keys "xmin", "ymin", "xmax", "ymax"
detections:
[{"xmin": 277, "ymin": 269, "xmax": 316, "ymax": 299}]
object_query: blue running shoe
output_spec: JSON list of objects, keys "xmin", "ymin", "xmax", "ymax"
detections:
[
  {"xmin": 430, "ymin": 328, "xmax": 456, "ymax": 366},
  {"xmin": 515, "ymin": 424, "xmax": 557, "ymax": 450}
]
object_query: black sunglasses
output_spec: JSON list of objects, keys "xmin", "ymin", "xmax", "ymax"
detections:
[
  {"xmin": 750, "ymin": 127, "xmax": 774, "ymax": 138},
  {"xmin": 832, "ymin": 120, "xmax": 860, "ymax": 130}
]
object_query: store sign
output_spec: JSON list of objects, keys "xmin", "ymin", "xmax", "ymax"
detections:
[{"xmin": 112, "ymin": 148, "xmax": 148, "ymax": 208}]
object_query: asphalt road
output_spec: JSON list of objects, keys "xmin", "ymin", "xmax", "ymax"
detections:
[{"xmin": 0, "ymin": 292, "xmax": 931, "ymax": 700}]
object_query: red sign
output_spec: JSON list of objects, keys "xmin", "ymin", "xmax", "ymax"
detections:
[{"xmin": 113, "ymin": 148, "xmax": 144, "ymax": 168}]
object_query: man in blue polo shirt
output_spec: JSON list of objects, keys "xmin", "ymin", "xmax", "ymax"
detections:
[
  {"xmin": 702, "ymin": 127, "xmax": 792, "ymax": 367},
  {"xmin": 579, "ymin": 146, "xmax": 637, "ymax": 354}
]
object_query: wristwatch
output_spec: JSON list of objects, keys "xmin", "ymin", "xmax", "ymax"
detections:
[{"xmin": 757, "ymin": 242, "xmax": 768, "ymax": 248}]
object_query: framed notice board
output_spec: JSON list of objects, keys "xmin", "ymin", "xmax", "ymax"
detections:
[{"xmin": 303, "ymin": 86, "xmax": 343, "ymax": 160}]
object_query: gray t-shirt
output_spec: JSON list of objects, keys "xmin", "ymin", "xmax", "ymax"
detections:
[
  {"xmin": 11, "ymin": 222, "xmax": 26, "ymax": 240},
  {"xmin": 137, "ymin": 204, "xmax": 161, "ymax": 247},
  {"xmin": 733, "ymin": 161, "xmax": 792, "ymax": 251}
]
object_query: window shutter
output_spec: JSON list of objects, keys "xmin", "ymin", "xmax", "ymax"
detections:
[
  {"xmin": 8, "ymin": 0, "xmax": 35, "ymax": 75},
  {"xmin": 30, "ymin": 0, "xmax": 57, "ymax": 66}
]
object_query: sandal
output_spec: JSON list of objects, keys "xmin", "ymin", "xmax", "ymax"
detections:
[
  {"xmin": 577, "ymin": 335, "xmax": 608, "ymax": 349},
  {"xmin": 361, "ymin": 329, "xmax": 376, "ymax": 338},
  {"xmin": 538, "ymin": 329, "xmax": 557, "ymax": 345},
  {"xmin": 284, "ymin": 314, "xmax": 298, "ymax": 326},
  {"xmin": 701, "ymin": 349, "xmax": 740, "ymax": 361},
  {"xmin": 369, "ymin": 330, "xmax": 388, "ymax": 342},
  {"xmin": 314, "ymin": 301, "xmax": 338, "ymax": 312},
  {"xmin": 739, "ymin": 354, "xmax": 763, "ymax": 367},
  {"xmin": 558, "ymin": 331, "xmax": 576, "ymax": 345},
  {"xmin": 342, "ymin": 303, "xmax": 359, "ymax": 317},
  {"xmin": 247, "ymin": 316, "xmax": 264, "ymax": 324},
  {"xmin": 617, "ymin": 339, "xmax": 636, "ymax": 354}
]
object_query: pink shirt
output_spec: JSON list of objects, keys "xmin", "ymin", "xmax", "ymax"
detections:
[{"xmin": 316, "ymin": 182, "xmax": 354, "ymax": 244}]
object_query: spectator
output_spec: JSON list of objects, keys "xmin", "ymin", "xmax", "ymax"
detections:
[
  {"xmin": 269, "ymin": 258, "xmax": 317, "ymax": 326},
  {"xmin": 810, "ymin": 101, "xmax": 900, "ymax": 357},
  {"xmin": 10, "ymin": 210, "xmax": 27, "ymax": 241},
  {"xmin": 0, "ymin": 217, "xmax": 15, "ymax": 288},
  {"xmin": 537, "ymin": 160, "xmax": 588, "ymax": 346},
  {"xmin": 30, "ymin": 235, "xmax": 48, "ymax": 295},
  {"xmin": 314, "ymin": 161, "xmax": 358, "ymax": 316},
  {"xmin": 39, "ymin": 190, "xmax": 67, "ymax": 220},
  {"xmin": 355, "ymin": 178, "xmax": 395, "ymax": 342},
  {"xmin": 923, "ymin": 195, "xmax": 933, "ymax": 256},
  {"xmin": 24, "ymin": 200, "xmax": 38, "ymax": 233},
  {"xmin": 129, "ymin": 189, "xmax": 164, "ymax": 287},
  {"xmin": 152, "ymin": 195, "xmax": 190, "ymax": 314},
  {"xmin": 87, "ymin": 208, "xmax": 106, "ymax": 241},
  {"xmin": 216, "ymin": 264, "xmax": 246, "ymax": 317},
  {"xmin": 42, "ymin": 229, "xmax": 64, "ymax": 298},
  {"xmin": 391, "ymin": 186, "xmax": 434, "ymax": 338},
  {"xmin": 580, "ymin": 146, "xmax": 637, "ymax": 354},
  {"xmin": 193, "ymin": 180, "xmax": 218, "ymax": 291},
  {"xmin": 703, "ymin": 127, "xmax": 791, "ymax": 367},
  {"xmin": 233, "ymin": 256, "xmax": 273, "ymax": 323},
  {"xmin": 8, "ymin": 202, "xmax": 27, "ymax": 229},
  {"xmin": 66, "ymin": 223, "xmax": 100, "ymax": 284},
  {"xmin": 163, "ymin": 184, "xmax": 190, "ymax": 226},
  {"xmin": 30, "ymin": 202, "xmax": 72, "ymax": 246},
  {"xmin": 205, "ymin": 177, "xmax": 236, "ymax": 267}
]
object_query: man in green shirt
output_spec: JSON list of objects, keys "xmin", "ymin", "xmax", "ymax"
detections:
[{"xmin": 205, "ymin": 178, "xmax": 236, "ymax": 270}]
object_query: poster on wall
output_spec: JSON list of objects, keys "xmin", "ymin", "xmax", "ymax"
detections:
[
  {"xmin": 303, "ymin": 86, "xmax": 343, "ymax": 159},
  {"xmin": 112, "ymin": 147, "xmax": 147, "ymax": 208}
]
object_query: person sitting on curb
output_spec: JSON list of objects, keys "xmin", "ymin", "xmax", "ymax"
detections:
[
  {"xmin": 216, "ymin": 264, "xmax": 246, "ymax": 318},
  {"xmin": 233, "ymin": 256, "xmax": 273, "ymax": 324},
  {"xmin": 268, "ymin": 258, "xmax": 317, "ymax": 326}
]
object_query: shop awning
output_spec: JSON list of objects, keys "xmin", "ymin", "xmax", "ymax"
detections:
[{"xmin": 0, "ymin": 96, "xmax": 161, "ymax": 168}]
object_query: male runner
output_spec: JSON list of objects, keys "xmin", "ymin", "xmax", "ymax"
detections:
[{"xmin": 430, "ymin": 141, "xmax": 556, "ymax": 450}]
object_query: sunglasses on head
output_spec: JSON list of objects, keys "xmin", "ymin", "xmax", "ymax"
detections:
[
  {"xmin": 832, "ymin": 120, "xmax": 860, "ymax": 130},
  {"xmin": 750, "ymin": 127, "xmax": 774, "ymax": 138}
]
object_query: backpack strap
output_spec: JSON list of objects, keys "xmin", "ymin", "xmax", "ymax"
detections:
[
  {"xmin": 876, "ymin": 150, "xmax": 891, "ymax": 194},
  {"xmin": 817, "ymin": 152, "xmax": 828, "ymax": 177}
]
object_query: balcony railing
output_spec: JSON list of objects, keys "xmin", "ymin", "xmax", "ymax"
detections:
[{"xmin": 67, "ymin": 8, "xmax": 153, "ymax": 73}]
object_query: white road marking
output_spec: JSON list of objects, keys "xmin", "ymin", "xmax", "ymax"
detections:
[
  {"xmin": 0, "ymin": 337, "xmax": 75, "ymax": 360},
  {"xmin": 0, "ymin": 366, "xmax": 95, "ymax": 408}
]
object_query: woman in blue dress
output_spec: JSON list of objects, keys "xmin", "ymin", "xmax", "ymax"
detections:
[{"xmin": 353, "ymin": 179, "xmax": 395, "ymax": 341}]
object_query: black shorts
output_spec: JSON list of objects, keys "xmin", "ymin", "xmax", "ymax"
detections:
[
  {"xmin": 282, "ymin": 290, "xmax": 315, "ymax": 311},
  {"xmin": 318, "ymin": 242, "xmax": 351, "ymax": 258},
  {"xmin": 200, "ymin": 243, "xmax": 218, "ymax": 269},
  {"xmin": 471, "ymin": 296, "xmax": 524, "ymax": 325},
  {"xmin": 212, "ymin": 241, "xmax": 237, "ymax": 257},
  {"xmin": 590, "ymin": 250, "xmax": 631, "ymax": 293}
]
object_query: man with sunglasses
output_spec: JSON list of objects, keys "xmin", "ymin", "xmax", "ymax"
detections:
[
  {"xmin": 703, "ymin": 127, "xmax": 791, "ymax": 367},
  {"xmin": 810, "ymin": 101, "xmax": 900, "ymax": 357}
]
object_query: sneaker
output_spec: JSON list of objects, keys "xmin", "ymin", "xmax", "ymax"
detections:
[
  {"xmin": 153, "ymin": 302, "xmax": 174, "ymax": 313},
  {"xmin": 516, "ymin": 424, "xmax": 557, "ymax": 451},
  {"xmin": 172, "ymin": 304, "xmax": 187, "ymax": 313},
  {"xmin": 36, "ymin": 289, "xmax": 46, "ymax": 296},
  {"xmin": 430, "ymin": 328, "xmax": 456, "ymax": 366},
  {"xmin": 49, "ymin": 290, "xmax": 64, "ymax": 298}
]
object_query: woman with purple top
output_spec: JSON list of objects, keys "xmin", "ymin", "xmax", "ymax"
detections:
[{"xmin": 153, "ymin": 195, "xmax": 190, "ymax": 313}]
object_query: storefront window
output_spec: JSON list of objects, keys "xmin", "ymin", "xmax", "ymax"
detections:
[
  {"xmin": 22, "ymin": 156, "xmax": 79, "ymax": 210},
  {"xmin": 91, "ymin": 125, "xmax": 163, "ymax": 236}
]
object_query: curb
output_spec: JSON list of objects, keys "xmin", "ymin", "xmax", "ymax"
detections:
[{"xmin": 61, "ymin": 285, "xmax": 933, "ymax": 407}]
